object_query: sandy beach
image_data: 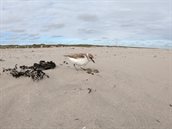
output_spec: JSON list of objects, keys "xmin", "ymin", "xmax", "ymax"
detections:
[{"xmin": 0, "ymin": 47, "xmax": 172, "ymax": 129}]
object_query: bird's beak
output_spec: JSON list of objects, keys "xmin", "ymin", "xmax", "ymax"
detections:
[{"xmin": 91, "ymin": 58, "xmax": 95, "ymax": 63}]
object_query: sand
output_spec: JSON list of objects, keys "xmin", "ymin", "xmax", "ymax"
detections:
[{"xmin": 0, "ymin": 47, "xmax": 172, "ymax": 129}]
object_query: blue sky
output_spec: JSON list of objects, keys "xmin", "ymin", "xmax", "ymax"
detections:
[{"xmin": 0, "ymin": 0, "xmax": 172, "ymax": 48}]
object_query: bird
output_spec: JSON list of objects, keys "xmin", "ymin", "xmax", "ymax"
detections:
[{"xmin": 64, "ymin": 53, "xmax": 95, "ymax": 70}]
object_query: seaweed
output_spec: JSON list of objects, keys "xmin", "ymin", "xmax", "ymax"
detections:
[{"xmin": 3, "ymin": 61, "xmax": 56, "ymax": 81}]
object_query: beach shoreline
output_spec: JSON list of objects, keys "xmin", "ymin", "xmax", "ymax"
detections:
[
  {"xmin": 0, "ymin": 44, "xmax": 171, "ymax": 50},
  {"xmin": 0, "ymin": 47, "xmax": 172, "ymax": 129}
]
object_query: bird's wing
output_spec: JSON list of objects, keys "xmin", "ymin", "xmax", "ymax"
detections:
[{"xmin": 64, "ymin": 53, "xmax": 85, "ymax": 59}]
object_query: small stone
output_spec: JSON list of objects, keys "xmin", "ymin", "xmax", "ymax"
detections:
[
  {"xmin": 0, "ymin": 59, "xmax": 5, "ymax": 61},
  {"xmin": 156, "ymin": 119, "xmax": 160, "ymax": 123},
  {"xmin": 88, "ymin": 88, "xmax": 92, "ymax": 94}
]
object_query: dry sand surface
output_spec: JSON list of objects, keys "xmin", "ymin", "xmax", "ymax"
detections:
[{"xmin": 0, "ymin": 47, "xmax": 172, "ymax": 129}]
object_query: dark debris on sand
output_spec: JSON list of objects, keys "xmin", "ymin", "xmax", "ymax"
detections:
[
  {"xmin": 3, "ymin": 60, "xmax": 56, "ymax": 81},
  {"xmin": 81, "ymin": 68, "xmax": 99, "ymax": 75},
  {"xmin": 87, "ymin": 88, "xmax": 92, "ymax": 94},
  {"xmin": 0, "ymin": 59, "xmax": 5, "ymax": 61},
  {"xmin": 63, "ymin": 61, "xmax": 68, "ymax": 64},
  {"xmin": 87, "ymin": 88, "xmax": 96, "ymax": 94}
]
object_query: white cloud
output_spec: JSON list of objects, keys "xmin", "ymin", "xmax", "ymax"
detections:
[{"xmin": 0, "ymin": 0, "xmax": 171, "ymax": 46}]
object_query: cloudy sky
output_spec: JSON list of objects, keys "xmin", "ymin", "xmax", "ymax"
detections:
[{"xmin": 0, "ymin": 0, "xmax": 172, "ymax": 48}]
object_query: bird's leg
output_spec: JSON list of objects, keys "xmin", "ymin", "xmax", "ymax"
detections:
[
  {"xmin": 80, "ymin": 66, "xmax": 86, "ymax": 71},
  {"xmin": 73, "ymin": 64, "xmax": 78, "ymax": 71}
]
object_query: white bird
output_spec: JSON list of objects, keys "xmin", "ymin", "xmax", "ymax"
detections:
[{"xmin": 64, "ymin": 53, "xmax": 95, "ymax": 70}]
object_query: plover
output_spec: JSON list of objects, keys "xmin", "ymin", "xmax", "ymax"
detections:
[{"xmin": 64, "ymin": 53, "xmax": 95, "ymax": 70}]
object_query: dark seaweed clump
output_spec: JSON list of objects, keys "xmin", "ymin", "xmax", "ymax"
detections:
[{"xmin": 3, "ymin": 60, "xmax": 56, "ymax": 81}]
